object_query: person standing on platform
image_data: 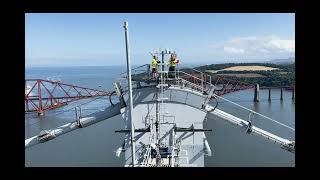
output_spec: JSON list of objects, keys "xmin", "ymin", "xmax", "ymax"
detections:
[{"xmin": 151, "ymin": 55, "xmax": 160, "ymax": 79}]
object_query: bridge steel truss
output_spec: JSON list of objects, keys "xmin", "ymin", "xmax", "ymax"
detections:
[{"xmin": 25, "ymin": 79, "xmax": 114, "ymax": 114}]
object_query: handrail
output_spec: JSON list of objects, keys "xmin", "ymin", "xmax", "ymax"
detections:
[
  {"xmin": 178, "ymin": 71, "xmax": 214, "ymax": 92},
  {"xmin": 180, "ymin": 79, "xmax": 205, "ymax": 91},
  {"xmin": 191, "ymin": 68, "xmax": 203, "ymax": 74},
  {"xmin": 116, "ymin": 65, "xmax": 255, "ymax": 96},
  {"xmin": 119, "ymin": 64, "xmax": 149, "ymax": 76},
  {"xmin": 179, "ymin": 71, "xmax": 203, "ymax": 82}
]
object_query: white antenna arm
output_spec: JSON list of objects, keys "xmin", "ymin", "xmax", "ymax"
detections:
[{"xmin": 123, "ymin": 21, "xmax": 136, "ymax": 166}]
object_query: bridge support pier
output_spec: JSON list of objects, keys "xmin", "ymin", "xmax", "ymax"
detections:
[
  {"xmin": 254, "ymin": 84, "xmax": 260, "ymax": 102},
  {"xmin": 268, "ymin": 89, "xmax": 271, "ymax": 101},
  {"xmin": 280, "ymin": 88, "xmax": 283, "ymax": 101},
  {"xmin": 292, "ymin": 87, "xmax": 295, "ymax": 100}
]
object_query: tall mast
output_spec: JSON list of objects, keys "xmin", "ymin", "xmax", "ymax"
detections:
[{"xmin": 123, "ymin": 21, "xmax": 135, "ymax": 167}]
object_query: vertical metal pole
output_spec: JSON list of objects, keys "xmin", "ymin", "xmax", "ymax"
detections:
[
  {"xmin": 25, "ymin": 80, "xmax": 29, "ymax": 112},
  {"xmin": 177, "ymin": 64, "xmax": 180, "ymax": 79},
  {"xmin": 161, "ymin": 51, "xmax": 164, "ymax": 71},
  {"xmin": 254, "ymin": 84, "xmax": 259, "ymax": 102},
  {"xmin": 174, "ymin": 57, "xmax": 177, "ymax": 79},
  {"xmin": 123, "ymin": 21, "xmax": 135, "ymax": 167},
  {"xmin": 280, "ymin": 87, "xmax": 283, "ymax": 101},
  {"xmin": 292, "ymin": 87, "xmax": 295, "ymax": 100},
  {"xmin": 37, "ymin": 80, "xmax": 43, "ymax": 115},
  {"xmin": 268, "ymin": 88, "xmax": 271, "ymax": 101},
  {"xmin": 155, "ymin": 84, "xmax": 161, "ymax": 167},
  {"xmin": 75, "ymin": 107, "xmax": 79, "ymax": 126},
  {"xmin": 204, "ymin": 74, "xmax": 207, "ymax": 90},
  {"xmin": 160, "ymin": 51, "xmax": 164, "ymax": 135},
  {"xmin": 156, "ymin": 91, "xmax": 159, "ymax": 140}
]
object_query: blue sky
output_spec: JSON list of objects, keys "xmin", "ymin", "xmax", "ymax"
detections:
[{"xmin": 25, "ymin": 13, "xmax": 295, "ymax": 67}]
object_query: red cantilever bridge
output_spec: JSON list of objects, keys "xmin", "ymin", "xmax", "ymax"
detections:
[
  {"xmin": 25, "ymin": 70, "xmax": 257, "ymax": 114},
  {"xmin": 25, "ymin": 79, "xmax": 114, "ymax": 114}
]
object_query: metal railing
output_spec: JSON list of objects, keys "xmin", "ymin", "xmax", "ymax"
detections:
[
  {"xmin": 177, "ymin": 71, "xmax": 212, "ymax": 93},
  {"xmin": 119, "ymin": 64, "xmax": 151, "ymax": 78},
  {"xmin": 116, "ymin": 64, "xmax": 214, "ymax": 94},
  {"xmin": 116, "ymin": 63, "xmax": 256, "ymax": 98}
]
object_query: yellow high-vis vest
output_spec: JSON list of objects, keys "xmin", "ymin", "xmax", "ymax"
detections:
[
  {"xmin": 151, "ymin": 58, "xmax": 157, "ymax": 68},
  {"xmin": 169, "ymin": 58, "xmax": 177, "ymax": 67}
]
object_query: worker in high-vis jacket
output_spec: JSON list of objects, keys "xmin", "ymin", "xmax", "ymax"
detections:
[
  {"xmin": 151, "ymin": 55, "xmax": 160, "ymax": 79},
  {"xmin": 168, "ymin": 53, "xmax": 179, "ymax": 78}
]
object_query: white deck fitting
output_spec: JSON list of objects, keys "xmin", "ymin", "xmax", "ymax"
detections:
[
  {"xmin": 25, "ymin": 103, "xmax": 122, "ymax": 148},
  {"xmin": 207, "ymin": 106, "xmax": 292, "ymax": 145}
]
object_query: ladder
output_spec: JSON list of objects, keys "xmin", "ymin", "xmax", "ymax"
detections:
[{"xmin": 157, "ymin": 70, "xmax": 169, "ymax": 103}]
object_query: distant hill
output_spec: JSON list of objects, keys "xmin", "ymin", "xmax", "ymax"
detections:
[
  {"xmin": 264, "ymin": 57, "xmax": 295, "ymax": 64},
  {"xmin": 188, "ymin": 62, "xmax": 295, "ymax": 87}
]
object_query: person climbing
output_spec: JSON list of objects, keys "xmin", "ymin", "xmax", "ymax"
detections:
[
  {"xmin": 151, "ymin": 55, "xmax": 160, "ymax": 79},
  {"xmin": 168, "ymin": 53, "xmax": 179, "ymax": 78}
]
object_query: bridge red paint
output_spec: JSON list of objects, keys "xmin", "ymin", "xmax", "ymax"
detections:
[
  {"xmin": 25, "ymin": 79, "xmax": 114, "ymax": 114},
  {"xmin": 210, "ymin": 76, "xmax": 255, "ymax": 96}
]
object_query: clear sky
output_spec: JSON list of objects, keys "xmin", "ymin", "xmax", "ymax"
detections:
[{"xmin": 25, "ymin": 13, "xmax": 295, "ymax": 67}]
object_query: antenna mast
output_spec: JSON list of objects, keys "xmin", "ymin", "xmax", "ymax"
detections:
[{"xmin": 123, "ymin": 21, "xmax": 136, "ymax": 167}]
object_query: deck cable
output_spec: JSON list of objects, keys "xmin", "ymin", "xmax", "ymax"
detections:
[
  {"xmin": 117, "ymin": 68, "xmax": 294, "ymax": 131},
  {"xmin": 212, "ymin": 94, "xmax": 295, "ymax": 131}
]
